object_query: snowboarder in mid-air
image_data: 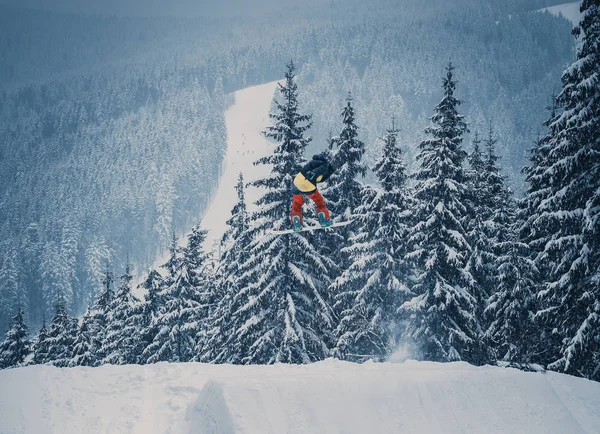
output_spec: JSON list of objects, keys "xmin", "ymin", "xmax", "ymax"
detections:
[{"xmin": 290, "ymin": 150, "xmax": 336, "ymax": 231}]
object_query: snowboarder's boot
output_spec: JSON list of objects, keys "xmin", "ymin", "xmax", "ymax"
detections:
[
  {"xmin": 318, "ymin": 212, "xmax": 332, "ymax": 228},
  {"xmin": 291, "ymin": 215, "xmax": 303, "ymax": 232}
]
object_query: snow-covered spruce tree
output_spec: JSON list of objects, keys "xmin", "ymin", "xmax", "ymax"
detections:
[
  {"xmin": 520, "ymin": 96, "xmax": 563, "ymax": 366},
  {"xmin": 141, "ymin": 240, "xmax": 179, "ymax": 363},
  {"xmin": 321, "ymin": 96, "xmax": 368, "ymax": 284},
  {"xmin": 332, "ymin": 122, "xmax": 413, "ymax": 362},
  {"xmin": 483, "ymin": 124, "xmax": 514, "ymax": 246},
  {"xmin": 485, "ymin": 197, "xmax": 540, "ymax": 365},
  {"xmin": 465, "ymin": 131, "xmax": 496, "ymax": 309},
  {"xmin": 540, "ymin": 0, "xmax": 600, "ymax": 381},
  {"xmin": 69, "ymin": 307, "xmax": 96, "ymax": 367},
  {"xmin": 101, "ymin": 262, "xmax": 140, "ymax": 365},
  {"xmin": 224, "ymin": 60, "xmax": 335, "ymax": 364},
  {"xmin": 45, "ymin": 300, "xmax": 76, "ymax": 367},
  {"xmin": 90, "ymin": 263, "xmax": 114, "ymax": 365},
  {"xmin": 0, "ymin": 308, "xmax": 32, "ymax": 369},
  {"xmin": 521, "ymin": 95, "xmax": 560, "ymax": 269},
  {"xmin": 326, "ymin": 96, "xmax": 367, "ymax": 223},
  {"xmin": 135, "ymin": 268, "xmax": 164, "ymax": 364},
  {"xmin": 32, "ymin": 320, "xmax": 50, "ymax": 365},
  {"xmin": 200, "ymin": 173, "xmax": 252, "ymax": 363},
  {"xmin": 0, "ymin": 246, "xmax": 27, "ymax": 337},
  {"xmin": 482, "ymin": 125, "xmax": 516, "ymax": 294},
  {"xmin": 145, "ymin": 226, "xmax": 207, "ymax": 363},
  {"xmin": 188, "ymin": 225, "xmax": 218, "ymax": 359},
  {"xmin": 400, "ymin": 63, "xmax": 488, "ymax": 365}
]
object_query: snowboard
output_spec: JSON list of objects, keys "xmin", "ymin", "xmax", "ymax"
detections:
[{"xmin": 269, "ymin": 220, "xmax": 353, "ymax": 235}]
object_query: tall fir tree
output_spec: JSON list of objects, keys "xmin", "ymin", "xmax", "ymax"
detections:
[
  {"xmin": 91, "ymin": 263, "xmax": 114, "ymax": 365},
  {"xmin": 539, "ymin": 0, "xmax": 600, "ymax": 381},
  {"xmin": 322, "ymin": 96, "xmax": 368, "ymax": 284},
  {"xmin": 326, "ymin": 95, "xmax": 367, "ymax": 222},
  {"xmin": 520, "ymin": 96, "xmax": 563, "ymax": 366},
  {"xmin": 32, "ymin": 320, "xmax": 50, "ymax": 365},
  {"xmin": 521, "ymin": 95, "xmax": 560, "ymax": 269},
  {"xmin": 485, "ymin": 198, "xmax": 540, "ymax": 365},
  {"xmin": 333, "ymin": 122, "xmax": 413, "ymax": 362},
  {"xmin": 45, "ymin": 300, "xmax": 76, "ymax": 367},
  {"xmin": 136, "ymin": 268, "xmax": 164, "ymax": 364},
  {"xmin": 70, "ymin": 307, "xmax": 96, "ymax": 367},
  {"xmin": 465, "ymin": 131, "xmax": 496, "ymax": 308},
  {"xmin": 201, "ymin": 173, "xmax": 251, "ymax": 363},
  {"xmin": 400, "ymin": 63, "xmax": 487, "ymax": 364},
  {"xmin": 0, "ymin": 246, "xmax": 25, "ymax": 336},
  {"xmin": 223, "ymin": 60, "xmax": 335, "ymax": 364},
  {"xmin": 0, "ymin": 308, "xmax": 32, "ymax": 369},
  {"xmin": 145, "ymin": 227, "xmax": 206, "ymax": 363},
  {"xmin": 101, "ymin": 262, "xmax": 140, "ymax": 365}
]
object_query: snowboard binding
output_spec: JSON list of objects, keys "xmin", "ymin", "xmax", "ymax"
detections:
[
  {"xmin": 291, "ymin": 215, "xmax": 303, "ymax": 232},
  {"xmin": 318, "ymin": 212, "xmax": 332, "ymax": 228}
]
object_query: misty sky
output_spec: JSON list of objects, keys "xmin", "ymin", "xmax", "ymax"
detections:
[{"xmin": 0, "ymin": 0, "xmax": 331, "ymax": 17}]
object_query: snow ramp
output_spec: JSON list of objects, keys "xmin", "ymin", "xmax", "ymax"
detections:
[{"xmin": 1, "ymin": 359, "xmax": 600, "ymax": 434}]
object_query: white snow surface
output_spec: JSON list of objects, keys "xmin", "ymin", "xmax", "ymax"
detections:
[
  {"xmin": 2, "ymin": 359, "xmax": 600, "ymax": 434},
  {"xmin": 539, "ymin": 2, "xmax": 582, "ymax": 26}
]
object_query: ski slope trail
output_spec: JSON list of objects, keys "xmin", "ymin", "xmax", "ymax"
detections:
[
  {"xmin": 133, "ymin": 81, "xmax": 278, "ymax": 295},
  {"xmin": 1, "ymin": 359, "xmax": 600, "ymax": 434},
  {"xmin": 201, "ymin": 80, "xmax": 279, "ymax": 252}
]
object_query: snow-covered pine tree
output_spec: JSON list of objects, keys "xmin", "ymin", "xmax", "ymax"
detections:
[
  {"xmin": 32, "ymin": 320, "xmax": 50, "ymax": 365},
  {"xmin": 135, "ymin": 268, "xmax": 164, "ymax": 364},
  {"xmin": 185, "ymin": 224, "xmax": 217, "ymax": 359},
  {"xmin": 540, "ymin": 0, "xmax": 600, "ymax": 381},
  {"xmin": 0, "ymin": 308, "xmax": 32, "ymax": 369},
  {"xmin": 332, "ymin": 121, "xmax": 413, "ymax": 362},
  {"xmin": 145, "ymin": 227, "xmax": 206, "ymax": 363},
  {"xmin": 485, "ymin": 197, "xmax": 540, "ymax": 365},
  {"xmin": 400, "ymin": 62, "xmax": 487, "ymax": 365},
  {"xmin": 520, "ymin": 96, "xmax": 563, "ymax": 366},
  {"xmin": 69, "ymin": 307, "xmax": 96, "ymax": 367},
  {"xmin": 321, "ymin": 95, "xmax": 368, "ymax": 285},
  {"xmin": 465, "ymin": 131, "xmax": 496, "ymax": 309},
  {"xmin": 90, "ymin": 263, "xmax": 114, "ymax": 365},
  {"xmin": 200, "ymin": 173, "xmax": 251, "ymax": 363},
  {"xmin": 164, "ymin": 231, "xmax": 181, "ymax": 281},
  {"xmin": 326, "ymin": 95, "xmax": 367, "ymax": 222},
  {"xmin": 476, "ymin": 124, "xmax": 536, "ymax": 364},
  {"xmin": 45, "ymin": 300, "xmax": 75, "ymax": 367},
  {"xmin": 521, "ymin": 95, "xmax": 560, "ymax": 270},
  {"xmin": 482, "ymin": 124, "xmax": 514, "ymax": 247},
  {"xmin": 0, "ymin": 246, "xmax": 26, "ymax": 336},
  {"xmin": 481, "ymin": 125, "xmax": 515, "ymax": 303},
  {"xmin": 224, "ymin": 60, "xmax": 335, "ymax": 364},
  {"xmin": 101, "ymin": 261, "xmax": 140, "ymax": 365},
  {"xmin": 141, "ymin": 241, "xmax": 180, "ymax": 363}
]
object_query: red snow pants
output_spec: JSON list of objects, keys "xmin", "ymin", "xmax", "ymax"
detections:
[{"xmin": 290, "ymin": 190, "xmax": 330, "ymax": 223}]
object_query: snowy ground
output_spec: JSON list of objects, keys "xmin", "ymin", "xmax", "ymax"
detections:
[
  {"xmin": 1, "ymin": 359, "xmax": 599, "ymax": 434},
  {"xmin": 539, "ymin": 2, "xmax": 582, "ymax": 26}
]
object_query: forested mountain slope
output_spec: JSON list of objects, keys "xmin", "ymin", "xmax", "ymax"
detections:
[{"xmin": 0, "ymin": 0, "xmax": 575, "ymax": 332}]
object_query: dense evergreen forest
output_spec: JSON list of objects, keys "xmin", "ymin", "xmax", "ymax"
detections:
[{"xmin": 2, "ymin": 0, "xmax": 597, "ymax": 381}]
